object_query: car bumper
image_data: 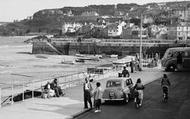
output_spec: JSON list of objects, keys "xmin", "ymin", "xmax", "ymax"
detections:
[{"xmin": 102, "ymin": 98, "xmax": 124, "ymax": 101}]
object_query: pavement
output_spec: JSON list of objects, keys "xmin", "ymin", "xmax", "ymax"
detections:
[{"xmin": 0, "ymin": 66, "xmax": 165, "ymax": 119}]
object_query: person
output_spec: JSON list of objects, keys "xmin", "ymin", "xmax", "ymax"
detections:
[
  {"xmin": 177, "ymin": 52, "xmax": 183, "ymax": 69},
  {"xmin": 51, "ymin": 78, "xmax": 63, "ymax": 97},
  {"xmin": 130, "ymin": 58, "xmax": 134, "ymax": 73},
  {"xmin": 93, "ymin": 82, "xmax": 102, "ymax": 113},
  {"xmin": 122, "ymin": 66, "xmax": 130, "ymax": 77},
  {"xmin": 133, "ymin": 78, "xmax": 145, "ymax": 106},
  {"xmin": 43, "ymin": 82, "xmax": 55, "ymax": 98},
  {"xmin": 161, "ymin": 74, "xmax": 171, "ymax": 99},
  {"xmin": 83, "ymin": 78, "xmax": 93, "ymax": 109}
]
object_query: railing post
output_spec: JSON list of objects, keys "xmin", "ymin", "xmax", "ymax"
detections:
[
  {"xmin": 22, "ymin": 80, "xmax": 24, "ymax": 101},
  {"xmin": 11, "ymin": 79, "xmax": 14, "ymax": 105},
  {"xmin": 32, "ymin": 80, "xmax": 34, "ymax": 99},
  {"xmin": 0, "ymin": 88, "xmax": 1, "ymax": 108}
]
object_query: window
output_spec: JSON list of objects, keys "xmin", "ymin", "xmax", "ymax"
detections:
[
  {"xmin": 184, "ymin": 51, "xmax": 188, "ymax": 57},
  {"xmin": 106, "ymin": 80, "xmax": 121, "ymax": 87}
]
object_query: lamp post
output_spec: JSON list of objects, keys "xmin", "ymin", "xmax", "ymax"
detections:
[{"xmin": 139, "ymin": 14, "xmax": 143, "ymax": 70}]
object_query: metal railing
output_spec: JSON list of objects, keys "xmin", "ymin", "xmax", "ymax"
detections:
[{"xmin": 0, "ymin": 68, "xmax": 116, "ymax": 107}]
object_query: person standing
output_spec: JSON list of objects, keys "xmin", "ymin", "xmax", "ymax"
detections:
[
  {"xmin": 130, "ymin": 58, "xmax": 134, "ymax": 73},
  {"xmin": 83, "ymin": 78, "xmax": 93, "ymax": 109},
  {"xmin": 93, "ymin": 82, "xmax": 102, "ymax": 113}
]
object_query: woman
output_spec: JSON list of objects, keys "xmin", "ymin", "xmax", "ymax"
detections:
[{"xmin": 133, "ymin": 78, "xmax": 145, "ymax": 106}]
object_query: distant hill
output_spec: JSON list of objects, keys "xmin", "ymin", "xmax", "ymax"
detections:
[{"xmin": 1, "ymin": 1, "xmax": 190, "ymax": 36}]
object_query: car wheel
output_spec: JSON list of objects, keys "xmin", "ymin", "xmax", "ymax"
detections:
[{"xmin": 166, "ymin": 64, "xmax": 176, "ymax": 72}]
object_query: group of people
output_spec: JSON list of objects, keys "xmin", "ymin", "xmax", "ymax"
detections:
[
  {"xmin": 129, "ymin": 58, "xmax": 142, "ymax": 73},
  {"xmin": 120, "ymin": 66, "xmax": 171, "ymax": 107},
  {"xmin": 83, "ymin": 77, "xmax": 103, "ymax": 113},
  {"xmin": 43, "ymin": 78, "xmax": 64, "ymax": 98}
]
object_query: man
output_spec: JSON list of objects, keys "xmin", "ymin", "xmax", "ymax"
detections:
[
  {"xmin": 93, "ymin": 82, "xmax": 102, "ymax": 113},
  {"xmin": 51, "ymin": 78, "xmax": 63, "ymax": 97},
  {"xmin": 130, "ymin": 58, "xmax": 134, "ymax": 73},
  {"xmin": 83, "ymin": 78, "xmax": 93, "ymax": 109},
  {"xmin": 122, "ymin": 66, "xmax": 130, "ymax": 77}
]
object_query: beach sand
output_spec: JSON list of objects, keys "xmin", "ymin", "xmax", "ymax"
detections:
[{"xmin": 0, "ymin": 36, "xmax": 112, "ymax": 89}]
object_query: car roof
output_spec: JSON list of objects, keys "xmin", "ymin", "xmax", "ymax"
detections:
[
  {"xmin": 107, "ymin": 77, "xmax": 130, "ymax": 81},
  {"xmin": 167, "ymin": 47, "xmax": 190, "ymax": 52}
]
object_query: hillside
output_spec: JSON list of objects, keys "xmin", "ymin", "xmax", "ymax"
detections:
[{"xmin": 0, "ymin": 1, "xmax": 190, "ymax": 36}]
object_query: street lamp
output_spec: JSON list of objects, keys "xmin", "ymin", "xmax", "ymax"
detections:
[{"xmin": 139, "ymin": 14, "xmax": 143, "ymax": 70}]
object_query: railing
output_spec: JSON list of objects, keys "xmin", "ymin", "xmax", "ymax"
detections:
[{"xmin": 0, "ymin": 68, "xmax": 117, "ymax": 108}]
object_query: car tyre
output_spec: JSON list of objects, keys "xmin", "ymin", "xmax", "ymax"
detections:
[{"xmin": 165, "ymin": 64, "xmax": 176, "ymax": 72}]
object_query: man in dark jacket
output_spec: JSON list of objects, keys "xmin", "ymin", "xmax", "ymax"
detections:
[
  {"xmin": 122, "ymin": 67, "xmax": 130, "ymax": 77},
  {"xmin": 130, "ymin": 58, "xmax": 134, "ymax": 73}
]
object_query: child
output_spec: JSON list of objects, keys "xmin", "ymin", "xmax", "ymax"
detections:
[{"xmin": 93, "ymin": 82, "xmax": 102, "ymax": 113}]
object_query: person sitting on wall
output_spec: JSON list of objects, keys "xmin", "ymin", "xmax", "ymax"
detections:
[
  {"xmin": 43, "ymin": 82, "xmax": 55, "ymax": 98},
  {"xmin": 51, "ymin": 78, "xmax": 64, "ymax": 97}
]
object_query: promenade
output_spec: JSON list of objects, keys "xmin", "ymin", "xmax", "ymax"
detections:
[{"xmin": 0, "ymin": 66, "xmax": 165, "ymax": 119}]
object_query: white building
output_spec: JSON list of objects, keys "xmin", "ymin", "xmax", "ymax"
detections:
[
  {"xmin": 62, "ymin": 22, "xmax": 83, "ymax": 34},
  {"xmin": 107, "ymin": 21, "xmax": 126, "ymax": 37},
  {"xmin": 177, "ymin": 25, "xmax": 190, "ymax": 40}
]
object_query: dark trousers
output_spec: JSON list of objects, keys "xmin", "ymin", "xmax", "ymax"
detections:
[
  {"xmin": 130, "ymin": 66, "xmax": 134, "ymax": 73},
  {"xmin": 94, "ymin": 99, "xmax": 101, "ymax": 110},
  {"xmin": 84, "ymin": 91, "xmax": 92, "ymax": 108},
  {"xmin": 54, "ymin": 87, "xmax": 63, "ymax": 97}
]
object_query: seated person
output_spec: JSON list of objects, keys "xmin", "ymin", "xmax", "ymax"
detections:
[
  {"xmin": 43, "ymin": 82, "xmax": 55, "ymax": 98},
  {"xmin": 51, "ymin": 78, "xmax": 64, "ymax": 97},
  {"xmin": 122, "ymin": 67, "xmax": 130, "ymax": 77}
]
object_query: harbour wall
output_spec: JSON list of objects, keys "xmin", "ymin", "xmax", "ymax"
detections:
[{"xmin": 32, "ymin": 41, "xmax": 182, "ymax": 58}]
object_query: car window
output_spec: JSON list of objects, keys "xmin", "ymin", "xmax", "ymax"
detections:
[
  {"xmin": 184, "ymin": 51, "xmax": 188, "ymax": 57},
  {"xmin": 126, "ymin": 78, "xmax": 133, "ymax": 86},
  {"xmin": 106, "ymin": 80, "xmax": 121, "ymax": 87}
]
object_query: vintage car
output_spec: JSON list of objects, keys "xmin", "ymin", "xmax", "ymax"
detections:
[{"xmin": 102, "ymin": 77, "xmax": 133, "ymax": 103}]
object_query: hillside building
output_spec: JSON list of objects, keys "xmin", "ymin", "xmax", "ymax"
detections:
[
  {"xmin": 173, "ymin": 7, "xmax": 190, "ymax": 22},
  {"xmin": 81, "ymin": 11, "xmax": 99, "ymax": 17},
  {"xmin": 62, "ymin": 22, "xmax": 82, "ymax": 34},
  {"xmin": 177, "ymin": 25, "xmax": 190, "ymax": 40},
  {"xmin": 107, "ymin": 21, "xmax": 126, "ymax": 38}
]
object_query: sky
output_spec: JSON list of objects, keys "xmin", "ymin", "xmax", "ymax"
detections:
[{"xmin": 0, "ymin": 0, "xmax": 186, "ymax": 22}]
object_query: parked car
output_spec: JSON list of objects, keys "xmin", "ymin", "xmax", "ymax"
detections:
[{"xmin": 102, "ymin": 77, "xmax": 133, "ymax": 103}]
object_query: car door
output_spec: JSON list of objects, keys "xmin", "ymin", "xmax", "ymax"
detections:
[
  {"xmin": 183, "ymin": 51, "xmax": 190, "ymax": 68},
  {"xmin": 123, "ymin": 80, "xmax": 130, "ymax": 94}
]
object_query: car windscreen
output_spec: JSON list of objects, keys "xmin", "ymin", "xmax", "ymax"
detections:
[{"xmin": 106, "ymin": 80, "xmax": 121, "ymax": 87}]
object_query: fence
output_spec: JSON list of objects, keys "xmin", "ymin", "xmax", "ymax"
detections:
[{"xmin": 0, "ymin": 68, "xmax": 117, "ymax": 108}]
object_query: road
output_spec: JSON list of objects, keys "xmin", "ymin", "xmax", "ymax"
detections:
[{"xmin": 75, "ymin": 72, "xmax": 190, "ymax": 119}]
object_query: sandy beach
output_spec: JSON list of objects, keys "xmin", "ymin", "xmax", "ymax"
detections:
[{"xmin": 0, "ymin": 36, "xmax": 112, "ymax": 89}]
